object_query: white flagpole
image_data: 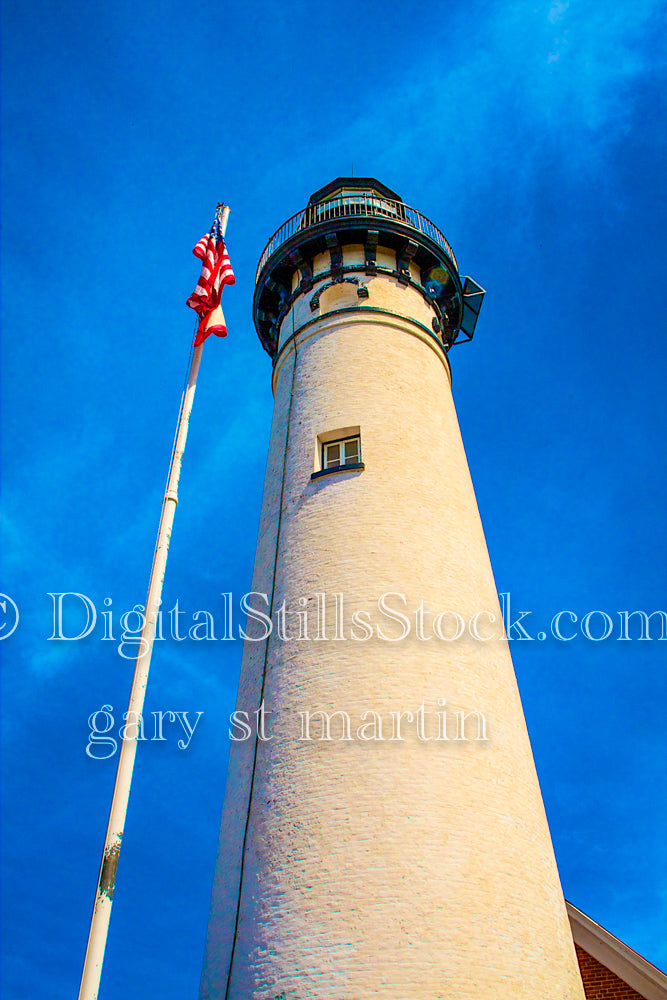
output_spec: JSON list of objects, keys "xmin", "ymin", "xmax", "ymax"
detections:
[{"xmin": 77, "ymin": 206, "xmax": 231, "ymax": 1000}]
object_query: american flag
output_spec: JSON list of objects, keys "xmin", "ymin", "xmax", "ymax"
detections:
[{"xmin": 186, "ymin": 210, "xmax": 235, "ymax": 345}]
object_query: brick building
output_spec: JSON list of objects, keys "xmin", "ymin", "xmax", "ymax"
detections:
[{"xmin": 567, "ymin": 902, "xmax": 667, "ymax": 1000}]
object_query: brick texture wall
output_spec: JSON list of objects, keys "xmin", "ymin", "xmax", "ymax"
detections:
[
  {"xmin": 576, "ymin": 944, "xmax": 646, "ymax": 999},
  {"xmin": 201, "ymin": 257, "xmax": 586, "ymax": 1000}
]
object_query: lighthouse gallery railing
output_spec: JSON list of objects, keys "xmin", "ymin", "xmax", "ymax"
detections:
[{"xmin": 255, "ymin": 194, "xmax": 458, "ymax": 282}]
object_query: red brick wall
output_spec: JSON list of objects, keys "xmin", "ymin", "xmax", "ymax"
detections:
[{"xmin": 575, "ymin": 944, "xmax": 647, "ymax": 999}]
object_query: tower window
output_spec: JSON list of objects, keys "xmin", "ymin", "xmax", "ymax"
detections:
[
  {"xmin": 311, "ymin": 432, "xmax": 364, "ymax": 480},
  {"xmin": 323, "ymin": 436, "xmax": 360, "ymax": 469}
]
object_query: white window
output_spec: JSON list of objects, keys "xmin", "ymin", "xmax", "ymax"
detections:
[{"xmin": 323, "ymin": 436, "xmax": 361, "ymax": 470}]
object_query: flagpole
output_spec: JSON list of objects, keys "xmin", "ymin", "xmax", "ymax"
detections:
[{"xmin": 77, "ymin": 206, "xmax": 231, "ymax": 1000}]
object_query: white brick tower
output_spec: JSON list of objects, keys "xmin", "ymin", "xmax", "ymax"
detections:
[{"xmin": 199, "ymin": 179, "xmax": 585, "ymax": 1000}]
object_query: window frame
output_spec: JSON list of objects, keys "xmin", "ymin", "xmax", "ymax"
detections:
[
  {"xmin": 311, "ymin": 433, "xmax": 364, "ymax": 481},
  {"xmin": 323, "ymin": 436, "xmax": 360, "ymax": 470}
]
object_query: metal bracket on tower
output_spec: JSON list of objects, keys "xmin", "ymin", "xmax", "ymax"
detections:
[
  {"xmin": 325, "ymin": 233, "xmax": 343, "ymax": 280},
  {"xmin": 396, "ymin": 240, "xmax": 419, "ymax": 285},
  {"xmin": 287, "ymin": 250, "xmax": 314, "ymax": 292},
  {"xmin": 255, "ymin": 309, "xmax": 279, "ymax": 352},
  {"xmin": 265, "ymin": 277, "xmax": 290, "ymax": 307},
  {"xmin": 365, "ymin": 230, "xmax": 379, "ymax": 275}
]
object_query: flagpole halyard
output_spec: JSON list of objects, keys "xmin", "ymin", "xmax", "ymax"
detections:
[{"xmin": 77, "ymin": 206, "xmax": 231, "ymax": 1000}]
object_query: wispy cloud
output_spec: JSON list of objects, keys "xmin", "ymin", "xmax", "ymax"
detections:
[{"xmin": 263, "ymin": 0, "xmax": 663, "ymax": 231}]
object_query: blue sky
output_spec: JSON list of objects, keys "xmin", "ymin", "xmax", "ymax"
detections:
[{"xmin": 1, "ymin": 0, "xmax": 666, "ymax": 996}]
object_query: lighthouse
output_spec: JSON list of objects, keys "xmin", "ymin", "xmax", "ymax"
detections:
[{"xmin": 199, "ymin": 178, "xmax": 585, "ymax": 999}]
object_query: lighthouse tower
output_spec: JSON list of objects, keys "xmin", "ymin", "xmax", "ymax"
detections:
[{"xmin": 199, "ymin": 179, "xmax": 585, "ymax": 1000}]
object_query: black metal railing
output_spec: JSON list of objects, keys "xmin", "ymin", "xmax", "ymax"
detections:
[{"xmin": 256, "ymin": 194, "xmax": 457, "ymax": 282}]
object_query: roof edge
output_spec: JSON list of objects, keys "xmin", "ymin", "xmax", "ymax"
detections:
[
  {"xmin": 307, "ymin": 177, "xmax": 402, "ymax": 205},
  {"xmin": 566, "ymin": 901, "xmax": 667, "ymax": 1000}
]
